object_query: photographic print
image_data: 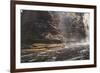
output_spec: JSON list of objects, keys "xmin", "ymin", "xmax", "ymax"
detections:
[
  {"xmin": 11, "ymin": 1, "xmax": 96, "ymax": 72},
  {"xmin": 21, "ymin": 10, "xmax": 90, "ymax": 63}
]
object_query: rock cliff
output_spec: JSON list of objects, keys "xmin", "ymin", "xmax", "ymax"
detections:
[{"xmin": 21, "ymin": 10, "xmax": 89, "ymax": 49}]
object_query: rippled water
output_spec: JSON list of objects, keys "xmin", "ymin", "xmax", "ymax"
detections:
[{"xmin": 21, "ymin": 44, "xmax": 89, "ymax": 63}]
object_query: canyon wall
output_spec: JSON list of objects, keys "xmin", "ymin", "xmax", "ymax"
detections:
[{"xmin": 21, "ymin": 10, "xmax": 89, "ymax": 49}]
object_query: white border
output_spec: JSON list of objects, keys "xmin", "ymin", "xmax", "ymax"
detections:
[{"xmin": 16, "ymin": 4, "xmax": 94, "ymax": 69}]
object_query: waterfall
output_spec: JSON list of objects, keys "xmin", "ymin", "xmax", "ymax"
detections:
[
  {"xmin": 83, "ymin": 13, "xmax": 90, "ymax": 42},
  {"xmin": 48, "ymin": 11, "xmax": 90, "ymax": 48}
]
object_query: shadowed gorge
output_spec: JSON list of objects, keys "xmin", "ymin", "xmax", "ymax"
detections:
[{"xmin": 21, "ymin": 10, "xmax": 89, "ymax": 63}]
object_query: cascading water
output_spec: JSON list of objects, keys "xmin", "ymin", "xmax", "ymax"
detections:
[
  {"xmin": 56, "ymin": 12, "xmax": 90, "ymax": 48},
  {"xmin": 83, "ymin": 13, "xmax": 90, "ymax": 42}
]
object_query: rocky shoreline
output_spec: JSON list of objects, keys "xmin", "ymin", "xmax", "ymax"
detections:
[{"xmin": 21, "ymin": 43, "xmax": 89, "ymax": 63}]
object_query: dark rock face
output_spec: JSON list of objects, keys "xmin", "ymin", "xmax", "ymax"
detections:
[{"xmin": 21, "ymin": 10, "xmax": 89, "ymax": 49}]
